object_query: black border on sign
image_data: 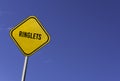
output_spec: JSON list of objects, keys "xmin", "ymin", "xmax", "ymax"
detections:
[{"xmin": 10, "ymin": 16, "xmax": 50, "ymax": 56}]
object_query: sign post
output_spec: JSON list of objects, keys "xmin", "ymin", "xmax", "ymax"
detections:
[
  {"xmin": 10, "ymin": 16, "xmax": 50, "ymax": 81},
  {"xmin": 21, "ymin": 56, "xmax": 29, "ymax": 81}
]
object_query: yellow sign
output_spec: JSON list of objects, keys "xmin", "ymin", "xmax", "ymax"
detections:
[{"xmin": 10, "ymin": 16, "xmax": 50, "ymax": 56}]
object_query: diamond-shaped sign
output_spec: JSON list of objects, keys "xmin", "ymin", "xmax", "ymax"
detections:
[{"xmin": 10, "ymin": 16, "xmax": 50, "ymax": 56}]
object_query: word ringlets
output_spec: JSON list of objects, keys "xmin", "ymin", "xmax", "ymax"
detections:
[{"xmin": 19, "ymin": 31, "xmax": 41, "ymax": 40}]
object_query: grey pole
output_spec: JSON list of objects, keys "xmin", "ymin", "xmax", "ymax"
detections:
[{"xmin": 21, "ymin": 56, "xmax": 29, "ymax": 81}]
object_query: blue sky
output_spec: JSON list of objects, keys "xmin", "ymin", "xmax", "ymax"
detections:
[{"xmin": 0, "ymin": 0, "xmax": 120, "ymax": 81}]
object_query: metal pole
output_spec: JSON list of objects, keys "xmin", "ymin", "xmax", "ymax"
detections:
[{"xmin": 21, "ymin": 56, "xmax": 29, "ymax": 81}]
